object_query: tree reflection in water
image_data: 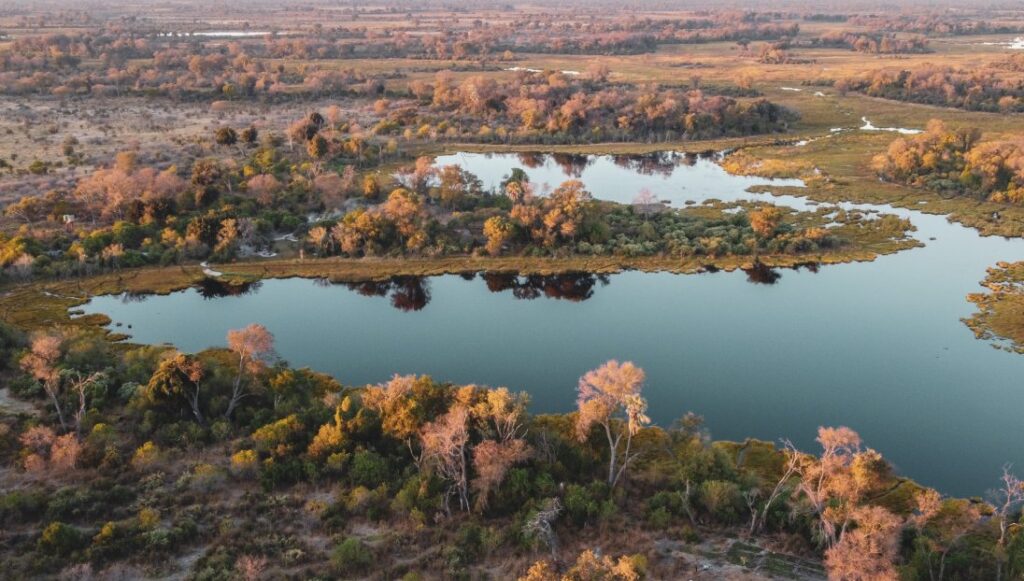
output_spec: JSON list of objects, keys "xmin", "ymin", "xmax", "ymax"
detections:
[
  {"xmin": 344, "ymin": 276, "xmax": 432, "ymax": 312},
  {"xmin": 481, "ymin": 272, "xmax": 609, "ymax": 302},
  {"xmin": 743, "ymin": 261, "xmax": 783, "ymax": 285},
  {"xmin": 196, "ymin": 277, "xmax": 262, "ymax": 299},
  {"xmin": 741, "ymin": 261, "xmax": 821, "ymax": 285},
  {"xmin": 190, "ymin": 263, "xmax": 823, "ymax": 313}
]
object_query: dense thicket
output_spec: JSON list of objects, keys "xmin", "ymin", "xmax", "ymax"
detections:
[
  {"xmin": 873, "ymin": 119, "xmax": 1024, "ymax": 204},
  {"xmin": 841, "ymin": 66, "xmax": 1024, "ymax": 112}
]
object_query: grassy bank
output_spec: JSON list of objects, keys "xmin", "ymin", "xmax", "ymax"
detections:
[{"xmin": 1, "ymin": 224, "xmax": 919, "ymax": 334}]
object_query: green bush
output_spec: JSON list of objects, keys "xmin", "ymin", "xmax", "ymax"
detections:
[
  {"xmin": 699, "ymin": 480, "xmax": 743, "ymax": 523},
  {"xmin": 0, "ymin": 490, "xmax": 47, "ymax": 526},
  {"xmin": 563, "ymin": 482, "xmax": 614, "ymax": 527},
  {"xmin": 349, "ymin": 449, "xmax": 390, "ymax": 488},
  {"xmin": 331, "ymin": 537, "xmax": 372, "ymax": 575},
  {"xmin": 38, "ymin": 521, "xmax": 87, "ymax": 557}
]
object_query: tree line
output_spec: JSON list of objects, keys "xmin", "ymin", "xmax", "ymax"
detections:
[{"xmin": 0, "ymin": 321, "xmax": 1021, "ymax": 578}]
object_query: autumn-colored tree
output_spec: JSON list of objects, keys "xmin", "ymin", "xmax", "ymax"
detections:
[
  {"xmin": 362, "ymin": 174, "xmax": 381, "ymax": 200},
  {"xmin": 246, "ymin": 174, "xmax": 282, "ymax": 206},
  {"xmin": 21, "ymin": 333, "xmax": 67, "ymax": 431},
  {"xmin": 483, "ymin": 215, "xmax": 513, "ymax": 255},
  {"xmin": 49, "ymin": 433, "xmax": 81, "ymax": 472},
  {"xmin": 420, "ymin": 404, "xmax": 471, "ymax": 514},
  {"xmin": 749, "ymin": 205, "xmax": 784, "ymax": 238},
  {"xmin": 307, "ymin": 226, "xmax": 331, "ymax": 256},
  {"xmin": 824, "ymin": 505, "xmax": 902, "ymax": 581},
  {"xmin": 235, "ymin": 555, "xmax": 268, "ymax": 581},
  {"xmin": 542, "ymin": 180, "xmax": 592, "ymax": 245},
  {"xmin": 436, "ymin": 164, "xmax": 476, "ymax": 208},
  {"xmin": 575, "ymin": 360, "xmax": 651, "ymax": 488},
  {"xmin": 521, "ymin": 549, "xmax": 643, "ymax": 581},
  {"xmin": 380, "ymin": 188, "xmax": 427, "ymax": 251},
  {"xmin": 363, "ymin": 374, "xmax": 450, "ymax": 463},
  {"xmin": 307, "ymin": 135, "xmax": 329, "ymax": 174},
  {"xmin": 787, "ymin": 426, "xmax": 890, "ymax": 549},
  {"xmin": 472, "ymin": 438, "xmax": 530, "ymax": 511},
  {"xmin": 145, "ymin": 352, "xmax": 206, "ymax": 425},
  {"xmin": 225, "ymin": 324, "xmax": 275, "ymax": 419},
  {"xmin": 20, "ymin": 425, "xmax": 56, "ymax": 471}
]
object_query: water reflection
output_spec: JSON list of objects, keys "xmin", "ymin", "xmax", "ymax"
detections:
[
  {"xmin": 341, "ymin": 276, "xmax": 432, "ymax": 312},
  {"xmin": 742, "ymin": 261, "xmax": 820, "ymax": 285},
  {"xmin": 609, "ymin": 151, "xmax": 718, "ymax": 176},
  {"xmin": 196, "ymin": 277, "xmax": 262, "ymax": 299},
  {"xmin": 743, "ymin": 262, "xmax": 783, "ymax": 285},
  {"xmin": 481, "ymin": 272, "xmax": 609, "ymax": 302},
  {"xmin": 119, "ymin": 291, "xmax": 151, "ymax": 303},
  {"xmin": 327, "ymin": 272, "xmax": 612, "ymax": 311},
  {"xmin": 435, "ymin": 150, "xmax": 806, "ymax": 208}
]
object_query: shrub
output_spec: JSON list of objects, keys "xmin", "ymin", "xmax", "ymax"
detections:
[
  {"xmin": 0, "ymin": 490, "xmax": 47, "ymax": 526},
  {"xmin": 131, "ymin": 441, "xmax": 160, "ymax": 471},
  {"xmin": 563, "ymin": 482, "xmax": 613, "ymax": 527},
  {"xmin": 331, "ymin": 537, "xmax": 372, "ymax": 575},
  {"xmin": 230, "ymin": 449, "xmax": 258, "ymax": 477},
  {"xmin": 349, "ymin": 449, "xmax": 389, "ymax": 488},
  {"xmin": 38, "ymin": 521, "xmax": 86, "ymax": 556},
  {"xmin": 699, "ymin": 480, "xmax": 743, "ymax": 523}
]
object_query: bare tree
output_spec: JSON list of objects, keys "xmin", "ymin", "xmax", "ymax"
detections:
[
  {"xmin": 225, "ymin": 324, "xmax": 275, "ymax": 419},
  {"xmin": 420, "ymin": 405, "xmax": 471, "ymax": 514},
  {"xmin": 522, "ymin": 497, "xmax": 563, "ymax": 559},
  {"xmin": 63, "ymin": 370, "xmax": 104, "ymax": 439}
]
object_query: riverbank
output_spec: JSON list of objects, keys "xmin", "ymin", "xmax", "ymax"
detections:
[
  {"xmin": 0, "ymin": 227, "xmax": 919, "ymax": 334},
  {"xmin": 719, "ymin": 117, "xmax": 1024, "ymax": 239}
]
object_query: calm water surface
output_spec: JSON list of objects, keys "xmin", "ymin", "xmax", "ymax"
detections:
[{"xmin": 79, "ymin": 152, "xmax": 1024, "ymax": 497}]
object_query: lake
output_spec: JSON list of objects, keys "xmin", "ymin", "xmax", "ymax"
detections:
[{"xmin": 78, "ymin": 152, "xmax": 1024, "ymax": 497}]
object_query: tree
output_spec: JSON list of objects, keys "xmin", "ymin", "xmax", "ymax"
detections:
[
  {"xmin": 362, "ymin": 374, "xmax": 450, "ymax": 464},
  {"xmin": 749, "ymin": 205, "xmax": 784, "ymax": 238},
  {"xmin": 362, "ymin": 175, "xmax": 381, "ymax": 200},
  {"xmin": 483, "ymin": 215, "xmax": 513, "ymax": 255},
  {"xmin": 307, "ymin": 135, "xmax": 329, "ymax": 174},
  {"xmin": 631, "ymin": 188, "xmax": 659, "ymax": 220},
  {"xmin": 437, "ymin": 164, "xmax": 470, "ymax": 208},
  {"xmin": 145, "ymin": 352, "xmax": 206, "ymax": 425},
  {"xmin": 472, "ymin": 438, "xmax": 530, "ymax": 511},
  {"xmin": 420, "ymin": 405, "xmax": 471, "ymax": 514},
  {"xmin": 63, "ymin": 370, "xmax": 103, "ymax": 438},
  {"xmin": 49, "ymin": 433, "xmax": 81, "ymax": 472},
  {"xmin": 240, "ymin": 126, "xmax": 259, "ymax": 146},
  {"xmin": 21, "ymin": 333, "xmax": 67, "ymax": 431},
  {"xmin": 247, "ymin": 174, "xmax": 282, "ymax": 206},
  {"xmin": 215, "ymin": 126, "xmax": 238, "ymax": 149},
  {"xmin": 824, "ymin": 505, "xmax": 902, "ymax": 581},
  {"xmin": 225, "ymin": 324, "xmax": 275, "ymax": 419},
  {"xmin": 522, "ymin": 498, "xmax": 563, "ymax": 560},
  {"xmin": 912, "ymin": 489, "xmax": 981, "ymax": 581},
  {"xmin": 308, "ymin": 225, "xmax": 331, "ymax": 256},
  {"xmin": 575, "ymin": 360, "xmax": 651, "ymax": 489},
  {"xmin": 543, "ymin": 180, "xmax": 592, "ymax": 245},
  {"xmin": 786, "ymin": 426, "xmax": 890, "ymax": 549},
  {"xmin": 471, "ymin": 387, "xmax": 531, "ymax": 510},
  {"xmin": 991, "ymin": 465, "xmax": 1024, "ymax": 581}
]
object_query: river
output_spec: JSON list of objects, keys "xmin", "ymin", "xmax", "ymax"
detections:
[{"xmin": 78, "ymin": 151, "xmax": 1024, "ymax": 497}]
